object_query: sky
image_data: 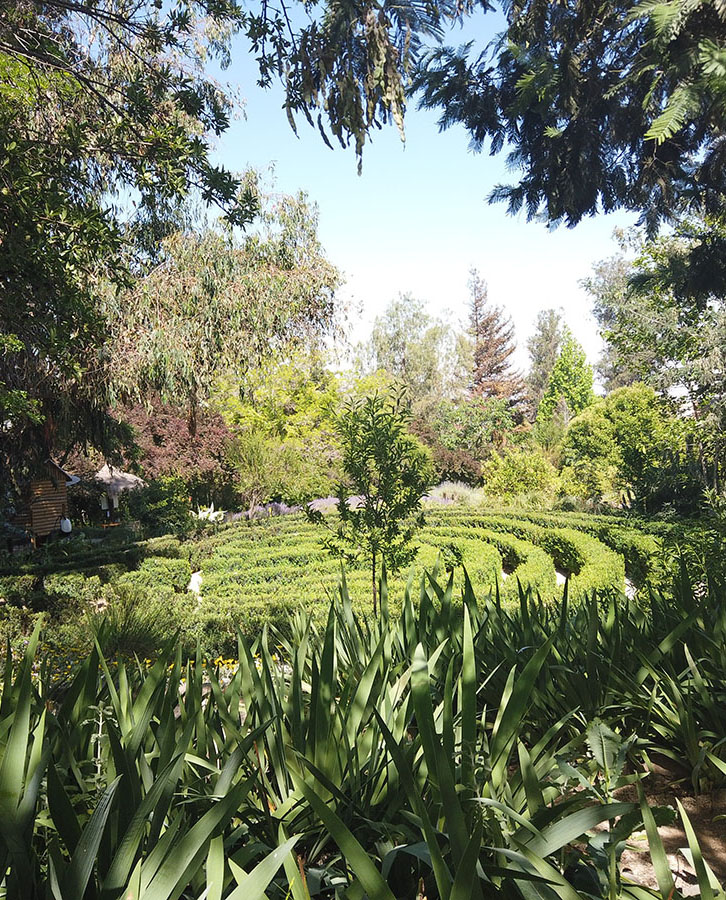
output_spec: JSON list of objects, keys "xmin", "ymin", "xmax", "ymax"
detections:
[{"xmin": 208, "ymin": 18, "xmax": 638, "ymax": 374}]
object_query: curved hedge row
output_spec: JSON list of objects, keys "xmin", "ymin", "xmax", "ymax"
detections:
[
  {"xmin": 1, "ymin": 504, "xmax": 671, "ymax": 656},
  {"xmin": 425, "ymin": 509, "xmax": 625, "ymax": 601},
  {"xmin": 196, "ymin": 520, "xmax": 504, "ymax": 629},
  {"xmin": 491, "ymin": 510, "xmax": 661, "ymax": 584},
  {"xmin": 425, "ymin": 525, "xmax": 557, "ymax": 602}
]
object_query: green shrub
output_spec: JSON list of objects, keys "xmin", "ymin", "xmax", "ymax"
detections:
[
  {"xmin": 118, "ymin": 556, "xmax": 192, "ymax": 593},
  {"xmin": 0, "ymin": 574, "xmax": 39, "ymax": 605},
  {"xmin": 91, "ymin": 582, "xmax": 196, "ymax": 658},
  {"xmin": 480, "ymin": 446, "xmax": 559, "ymax": 498},
  {"xmin": 124, "ymin": 475, "xmax": 192, "ymax": 535}
]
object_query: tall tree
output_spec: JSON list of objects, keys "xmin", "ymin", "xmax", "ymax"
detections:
[
  {"xmin": 526, "ymin": 309, "xmax": 563, "ymax": 411},
  {"xmin": 537, "ymin": 331, "xmax": 595, "ymax": 424},
  {"xmin": 468, "ymin": 270, "xmax": 523, "ymax": 401},
  {"xmin": 361, "ymin": 294, "xmax": 469, "ymax": 408},
  {"xmin": 585, "ymin": 223, "xmax": 726, "ymax": 490},
  {"xmin": 0, "ymin": 0, "xmax": 256, "ymax": 496},
  {"xmin": 108, "ymin": 185, "xmax": 341, "ymax": 425}
]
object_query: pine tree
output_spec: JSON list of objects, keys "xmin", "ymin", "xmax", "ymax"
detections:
[{"xmin": 468, "ymin": 269, "xmax": 523, "ymax": 401}]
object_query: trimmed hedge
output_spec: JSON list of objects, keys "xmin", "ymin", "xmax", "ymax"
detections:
[
  {"xmin": 503, "ymin": 511, "xmax": 661, "ymax": 584},
  {"xmin": 1, "ymin": 503, "xmax": 677, "ymax": 655},
  {"xmin": 426, "ymin": 509, "xmax": 625, "ymax": 601},
  {"xmin": 425, "ymin": 525, "xmax": 557, "ymax": 602}
]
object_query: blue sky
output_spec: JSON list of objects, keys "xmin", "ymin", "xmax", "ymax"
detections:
[{"xmin": 209, "ymin": 18, "xmax": 638, "ymax": 374}]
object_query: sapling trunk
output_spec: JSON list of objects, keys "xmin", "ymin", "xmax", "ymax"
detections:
[{"xmin": 372, "ymin": 548, "xmax": 377, "ymax": 617}]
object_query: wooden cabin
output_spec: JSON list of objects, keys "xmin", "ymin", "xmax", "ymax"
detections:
[{"xmin": 13, "ymin": 460, "xmax": 77, "ymax": 543}]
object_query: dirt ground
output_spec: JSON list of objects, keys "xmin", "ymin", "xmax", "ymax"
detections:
[{"xmin": 613, "ymin": 762, "xmax": 726, "ymax": 896}]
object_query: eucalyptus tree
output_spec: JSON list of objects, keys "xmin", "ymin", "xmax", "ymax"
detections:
[
  {"xmin": 526, "ymin": 309, "xmax": 563, "ymax": 412},
  {"xmin": 107, "ymin": 187, "xmax": 341, "ymax": 425},
  {"xmin": 360, "ymin": 294, "xmax": 470, "ymax": 410}
]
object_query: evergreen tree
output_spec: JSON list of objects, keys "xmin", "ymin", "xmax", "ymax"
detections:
[
  {"xmin": 537, "ymin": 332, "xmax": 595, "ymax": 424},
  {"xmin": 526, "ymin": 309, "xmax": 563, "ymax": 412},
  {"xmin": 468, "ymin": 270, "xmax": 523, "ymax": 401}
]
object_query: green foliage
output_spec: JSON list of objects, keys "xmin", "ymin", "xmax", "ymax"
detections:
[
  {"xmin": 587, "ymin": 223, "xmax": 726, "ymax": 499},
  {"xmin": 413, "ymin": 0, "xmax": 726, "ymax": 230},
  {"xmin": 310, "ymin": 393, "xmax": 434, "ymax": 612},
  {"xmin": 110, "ymin": 189, "xmax": 341, "ymax": 416},
  {"xmin": 414, "ymin": 396, "xmax": 515, "ymax": 484},
  {"xmin": 124, "ymin": 476, "xmax": 192, "ymax": 536},
  {"xmin": 537, "ymin": 331, "xmax": 595, "ymax": 424},
  {"xmin": 1, "ymin": 558, "xmax": 725, "ymax": 898},
  {"xmin": 217, "ymin": 351, "xmax": 343, "ymax": 507},
  {"xmin": 0, "ymin": 0, "xmax": 265, "ymax": 489},
  {"xmin": 561, "ymin": 384, "xmax": 695, "ymax": 511},
  {"xmin": 358, "ymin": 294, "xmax": 469, "ymax": 408},
  {"xmin": 526, "ymin": 308, "xmax": 564, "ymax": 412},
  {"xmin": 431, "ymin": 396, "xmax": 515, "ymax": 456},
  {"xmin": 480, "ymin": 445, "xmax": 559, "ymax": 499},
  {"xmin": 427, "ymin": 508, "xmax": 626, "ymax": 602}
]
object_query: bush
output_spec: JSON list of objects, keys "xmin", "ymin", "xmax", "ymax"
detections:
[
  {"xmin": 91, "ymin": 582, "xmax": 196, "ymax": 658},
  {"xmin": 123, "ymin": 475, "xmax": 192, "ymax": 535},
  {"xmin": 117, "ymin": 556, "xmax": 192, "ymax": 593},
  {"xmin": 481, "ymin": 446, "xmax": 559, "ymax": 498}
]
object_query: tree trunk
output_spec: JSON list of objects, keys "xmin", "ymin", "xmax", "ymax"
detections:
[{"xmin": 372, "ymin": 549, "xmax": 377, "ymax": 617}]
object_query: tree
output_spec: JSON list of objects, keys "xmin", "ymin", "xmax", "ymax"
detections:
[
  {"xmin": 121, "ymin": 404, "xmax": 235, "ymax": 506},
  {"xmin": 583, "ymin": 251, "xmax": 644, "ymax": 392},
  {"xmin": 480, "ymin": 446, "xmax": 559, "ymax": 499},
  {"xmin": 107, "ymin": 185, "xmax": 341, "ymax": 422},
  {"xmin": 0, "ymin": 0, "xmax": 257, "ymax": 495},
  {"xmin": 359, "ymin": 294, "xmax": 469, "ymax": 409},
  {"xmin": 526, "ymin": 309, "xmax": 564, "ymax": 412},
  {"xmin": 561, "ymin": 384, "xmax": 696, "ymax": 511},
  {"xmin": 412, "ymin": 396, "xmax": 515, "ymax": 484},
  {"xmin": 414, "ymin": 0, "xmax": 726, "ymax": 232},
  {"xmin": 585, "ymin": 224, "xmax": 726, "ymax": 491},
  {"xmin": 468, "ymin": 270, "xmax": 523, "ymax": 401},
  {"xmin": 537, "ymin": 332, "xmax": 595, "ymax": 424},
  {"xmin": 309, "ymin": 393, "xmax": 433, "ymax": 615},
  {"xmin": 216, "ymin": 349, "xmax": 344, "ymax": 506}
]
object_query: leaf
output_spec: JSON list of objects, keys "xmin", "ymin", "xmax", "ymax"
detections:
[
  {"xmin": 61, "ymin": 776, "xmax": 121, "ymax": 899},
  {"xmin": 227, "ymin": 836, "xmax": 301, "ymax": 900},
  {"xmin": 295, "ymin": 776, "xmax": 396, "ymax": 900},
  {"xmin": 637, "ymin": 782, "xmax": 675, "ymax": 900},
  {"xmin": 586, "ymin": 719, "xmax": 620, "ymax": 779},
  {"xmin": 676, "ymin": 798, "xmax": 720, "ymax": 899}
]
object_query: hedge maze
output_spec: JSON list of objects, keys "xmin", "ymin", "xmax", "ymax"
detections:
[{"xmin": 0, "ymin": 507, "xmax": 669, "ymax": 656}]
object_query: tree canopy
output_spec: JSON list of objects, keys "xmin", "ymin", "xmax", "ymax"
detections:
[
  {"xmin": 526, "ymin": 309, "xmax": 563, "ymax": 412},
  {"xmin": 414, "ymin": 0, "xmax": 726, "ymax": 231},
  {"xmin": 359, "ymin": 294, "xmax": 469, "ymax": 409},
  {"xmin": 585, "ymin": 225, "xmax": 726, "ymax": 491},
  {"xmin": 537, "ymin": 331, "xmax": 595, "ymax": 424},
  {"xmin": 107, "ymin": 186, "xmax": 341, "ymax": 420}
]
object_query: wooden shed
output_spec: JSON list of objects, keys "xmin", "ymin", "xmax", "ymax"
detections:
[{"xmin": 13, "ymin": 460, "xmax": 78, "ymax": 543}]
